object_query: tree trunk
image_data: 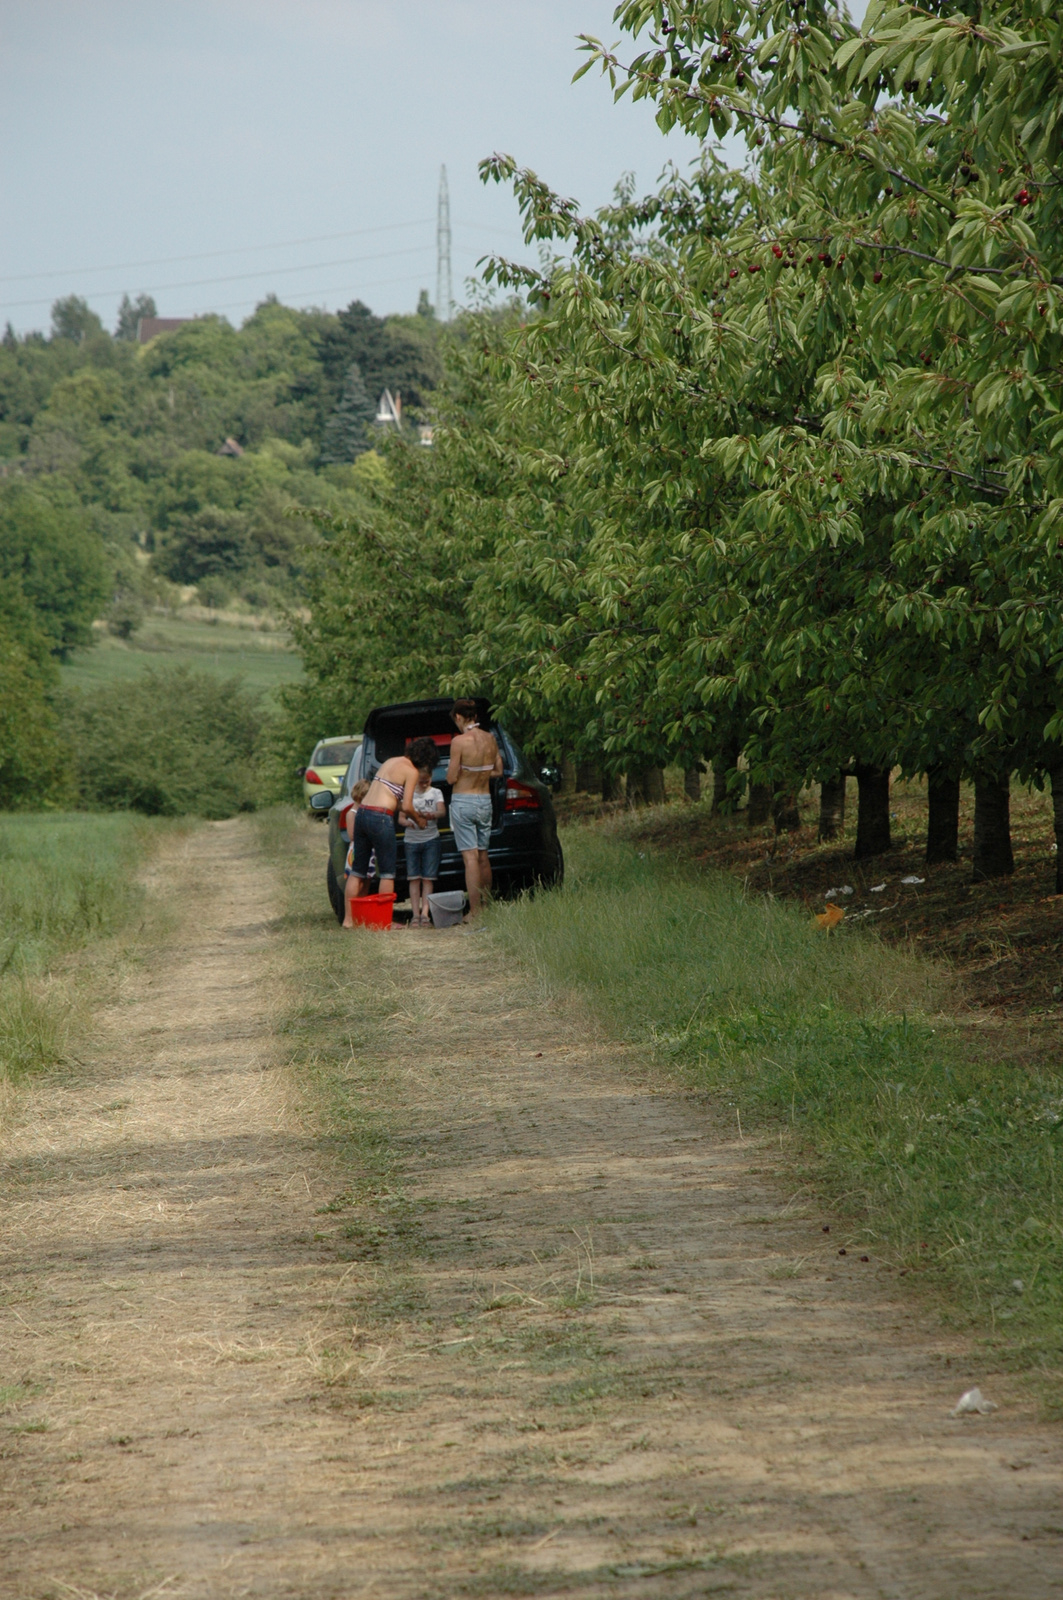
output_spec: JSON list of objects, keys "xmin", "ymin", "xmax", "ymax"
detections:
[
  {"xmin": 854, "ymin": 764, "xmax": 892, "ymax": 859},
  {"xmin": 576, "ymin": 758, "xmax": 600, "ymax": 793},
  {"xmin": 818, "ymin": 774, "xmax": 846, "ymax": 841},
  {"xmin": 972, "ymin": 774, "xmax": 1013, "ymax": 881},
  {"xmin": 747, "ymin": 782, "xmax": 772, "ymax": 827},
  {"xmin": 625, "ymin": 767, "xmax": 650, "ymax": 806},
  {"xmin": 683, "ymin": 765, "xmax": 702, "ymax": 802},
  {"xmin": 1049, "ymin": 767, "xmax": 1063, "ymax": 894},
  {"xmin": 712, "ymin": 738, "xmax": 741, "ymax": 812},
  {"xmin": 926, "ymin": 772, "xmax": 960, "ymax": 864},
  {"xmin": 601, "ymin": 770, "xmax": 620, "ymax": 803},
  {"xmin": 558, "ymin": 756, "xmax": 577, "ymax": 798},
  {"xmin": 772, "ymin": 788, "xmax": 802, "ymax": 833},
  {"xmin": 644, "ymin": 766, "xmax": 666, "ymax": 805}
]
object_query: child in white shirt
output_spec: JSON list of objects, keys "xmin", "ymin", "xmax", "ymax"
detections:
[{"xmin": 403, "ymin": 772, "xmax": 445, "ymax": 926}]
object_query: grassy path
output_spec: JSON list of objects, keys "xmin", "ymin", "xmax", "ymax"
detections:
[{"xmin": 0, "ymin": 816, "xmax": 1060, "ymax": 1598}]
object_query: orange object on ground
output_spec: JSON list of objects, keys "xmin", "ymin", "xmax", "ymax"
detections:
[
  {"xmin": 815, "ymin": 902, "xmax": 845, "ymax": 930},
  {"xmin": 350, "ymin": 892, "xmax": 397, "ymax": 929}
]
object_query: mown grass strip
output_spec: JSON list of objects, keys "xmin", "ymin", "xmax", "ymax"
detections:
[
  {"xmin": 254, "ymin": 806, "xmax": 409, "ymax": 1201},
  {"xmin": 490, "ymin": 824, "xmax": 1063, "ymax": 1403},
  {"xmin": 0, "ymin": 811, "xmax": 175, "ymax": 1080}
]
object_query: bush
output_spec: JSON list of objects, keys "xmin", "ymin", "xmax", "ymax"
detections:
[
  {"xmin": 63, "ymin": 666, "xmax": 262, "ymax": 816},
  {"xmin": 0, "ymin": 625, "xmax": 59, "ymax": 808}
]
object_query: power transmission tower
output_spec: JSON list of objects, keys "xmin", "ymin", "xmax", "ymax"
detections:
[{"xmin": 436, "ymin": 165, "xmax": 452, "ymax": 322}]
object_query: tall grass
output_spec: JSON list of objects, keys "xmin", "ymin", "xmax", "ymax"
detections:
[
  {"xmin": 0, "ymin": 812, "xmax": 163, "ymax": 1079},
  {"xmin": 491, "ymin": 827, "xmax": 1063, "ymax": 1395}
]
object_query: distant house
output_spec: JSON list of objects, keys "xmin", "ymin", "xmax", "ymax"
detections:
[
  {"xmin": 375, "ymin": 389, "xmax": 402, "ymax": 427},
  {"xmin": 136, "ymin": 316, "xmax": 191, "ymax": 344},
  {"xmin": 216, "ymin": 437, "xmax": 244, "ymax": 457}
]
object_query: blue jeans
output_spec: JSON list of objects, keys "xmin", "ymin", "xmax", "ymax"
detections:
[
  {"xmin": 404, "ymin": 833, "xmax": 441, "ymax": 880},
  {"xmin": 449, "ymin": 793, "xmax": 492, "ymax": 852},
  {"xmin": 350, "ymin": 806, "xmax": 397, "ymax": 880}
]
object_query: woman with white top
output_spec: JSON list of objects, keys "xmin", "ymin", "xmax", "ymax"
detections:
[{"xmin": 446, "ymin": 699, "xmax": 503, "ymax": 919}]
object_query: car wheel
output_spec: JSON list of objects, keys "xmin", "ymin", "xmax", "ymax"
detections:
[{"xmin": 326, "ymin": 857, "xmax": 345, "ymax": 925}]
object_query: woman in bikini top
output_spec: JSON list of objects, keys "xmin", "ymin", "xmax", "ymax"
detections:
[
  {"xmin": 363, "ymin": 754, "xmax": 429, "ymax": 821},
  {"xmin": 447, "ymin": 707, "xmax": 502, "ymax": 795}
]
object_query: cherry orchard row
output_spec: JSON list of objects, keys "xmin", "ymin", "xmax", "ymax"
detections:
[{"xmin": 295, "ymin": 2, "xmax": 1063, "ymax": 883}]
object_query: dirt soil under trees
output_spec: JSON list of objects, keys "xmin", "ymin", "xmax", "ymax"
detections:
[{"xmin": 1, "ymin": 818, "xmax": 1061, "ymax": 1599}]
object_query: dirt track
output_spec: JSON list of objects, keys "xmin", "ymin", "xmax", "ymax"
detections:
[{"xmin": 1, "ymin": 818, "xmax": 1060, "ymax": 1599}]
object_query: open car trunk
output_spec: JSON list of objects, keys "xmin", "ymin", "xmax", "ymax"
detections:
[{"xmin": 362, "ymin": 697, "xmax": 510, "ymax": 826}]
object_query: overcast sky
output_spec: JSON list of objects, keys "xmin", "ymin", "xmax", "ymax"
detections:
[{"xmin": 0, "ymin": 1, "xmax": 704, "ymax": 335}]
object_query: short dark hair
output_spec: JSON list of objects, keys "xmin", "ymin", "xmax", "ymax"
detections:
[
  {"xmin": 408, "ymin": 736, "xmax": 438, "ymax": 773},
  {"xmin": 451, "ymin": 698, "xmax": 479, "ymax": 722}
]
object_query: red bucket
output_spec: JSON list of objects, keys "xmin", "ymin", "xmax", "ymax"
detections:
[{"xmin": 350, "ymin": 892, "xmax": 396, "ymax": 929}]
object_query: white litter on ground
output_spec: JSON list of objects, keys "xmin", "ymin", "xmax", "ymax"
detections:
[{"xmin": 951, "ymin": 1387, "xmax": 998, "ymax": 1417}]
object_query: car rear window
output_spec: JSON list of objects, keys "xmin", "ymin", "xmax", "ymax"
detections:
[{"xmin": 314, "ymin": 740, "xmax": 359, "ymax": 766}]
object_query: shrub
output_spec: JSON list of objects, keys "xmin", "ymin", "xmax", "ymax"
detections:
[{"xmin": 63, "ymin": 666, "xmax": 261, "ymax": 816}]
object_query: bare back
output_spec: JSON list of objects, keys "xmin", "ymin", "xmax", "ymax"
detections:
[
  {"xmin": 364, "ymin": 755, "xmax": 419, "ymax": 815},
  {"xmin": 448, "ymin": 727, "xmax": 501, "ymax": 795}
]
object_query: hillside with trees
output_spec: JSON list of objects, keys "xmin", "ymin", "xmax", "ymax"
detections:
[{"xmin": 0, "ymin": 291, "xmax": 442, "ymax": 804}]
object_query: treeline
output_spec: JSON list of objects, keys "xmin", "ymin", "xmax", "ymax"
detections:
[
  {"xmin": 284, "ymin": 0, "xmax": 1063, "ymax": 888},
  {"xmin": 0, "ymin": 290, "xmax": 443, "ymax": 807}
]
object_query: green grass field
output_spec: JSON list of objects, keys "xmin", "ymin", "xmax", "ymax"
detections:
[
  {"xmin": 491, "ymin": 824, "xmax": 1063, "ymax": 1404},
  {"xmin": 61, "ymin": 613, "xmax": 304, "ymax": 701},
  {"xmin": 0, "ymin": 811, "xmax": 171, "ymax": 1079}
]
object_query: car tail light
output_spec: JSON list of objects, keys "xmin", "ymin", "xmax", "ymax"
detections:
[
  {"xmin": 504, "ymin": 780, "xmax": 541, "ymax": 811},
  {"xmin": 338, "ymin": 801, "xmax": 354, "ymax": 831},
  {"xmin": 305, "ymin": 768, "xmax": 323, "ymax": 785}
]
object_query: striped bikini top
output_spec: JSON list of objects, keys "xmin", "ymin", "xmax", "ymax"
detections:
[{"xmin": 374, "ymin": 775, "xmax": 405, "ymax": 801}]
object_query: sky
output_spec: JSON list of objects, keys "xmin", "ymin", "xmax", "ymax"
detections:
[{"xmin": 0, "ymin": 1, "xmax": 703, "ymax": 336}]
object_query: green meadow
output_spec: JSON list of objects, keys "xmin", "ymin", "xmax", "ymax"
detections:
[
  {"xmin": 0, "ymin": 811, "xmax": 171, "ymax": 1080},
  {"xmin": 61, "ymin": 612, "xmax": 304, "ymax": 702}
]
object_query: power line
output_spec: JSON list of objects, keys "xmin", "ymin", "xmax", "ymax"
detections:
[
  {"xmin": 1, "ymin": 243, "xmax": 436, "ymax": 313},
  {"xmin": 173, "ymin": 268, "xmax": 441, "ymax": 319},
  {"xmin": 0, "ymin": 218, "xmax": 435, "ymax": 286}
]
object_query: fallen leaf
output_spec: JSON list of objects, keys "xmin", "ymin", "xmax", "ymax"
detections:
[{"xmin": 815, "ymin": 903, "xmax": 845, "ymax": 930}]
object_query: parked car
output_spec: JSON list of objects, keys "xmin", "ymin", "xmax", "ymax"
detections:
[
  {"xmin": 309, "ymin": 697, "xmax": 564, "ymax": 923},
  {"xmin": 300, "ymin": 736, "xmax": 361, "ymax": 814}
]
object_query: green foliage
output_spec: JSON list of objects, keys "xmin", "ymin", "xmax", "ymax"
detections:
[
  {"xmin": 0, "ymin": 623, "xmax": 58, "ymax": 809},
  {"xmin": 114, "ymin": 293, "xmax": 157, "ymax": 341},
  {"xmin": 493, "ymin": 826, "xmax": 1063, "ymax": 1382},
  {"xmin": 63, "ymin": 666, "xmax": 262, "ymax": 817},
  {"xmin": 0, "ymin": 482, "xmax": 107, "ymax": 657},
  {"xmin": 320, "ymin": 362, "xmax": 376, "ymax": 463},
  {"xmin": 50, "ymin": 295, "xmax": 105, "ymax": 345}
]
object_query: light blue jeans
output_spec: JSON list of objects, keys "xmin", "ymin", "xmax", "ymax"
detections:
[{"xmin": 449, "ymin": 792, "xmax": 492, "ymax": 852}]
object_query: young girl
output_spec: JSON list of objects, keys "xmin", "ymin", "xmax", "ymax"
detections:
[
  {"xmin": 403, "ymin": 766, "xmax": 445, "ymax": 926},
  {"xmin": 341, "ymin": 780, "xmax": 372, "ymax": 928}
]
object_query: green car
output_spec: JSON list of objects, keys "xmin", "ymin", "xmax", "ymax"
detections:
[{"xmin": 300, "ymin": 736, "xmax": 361, "ymax": 815}]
